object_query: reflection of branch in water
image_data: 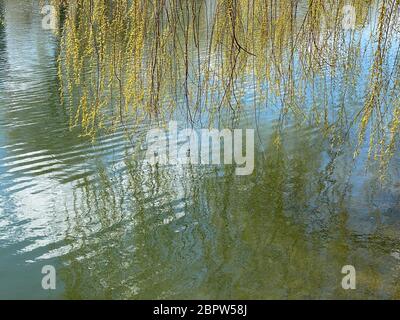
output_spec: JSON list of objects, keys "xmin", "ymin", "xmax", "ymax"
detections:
[{"xmin": 58, "ymin": 117, "xmax": 400, "ymax": 298}]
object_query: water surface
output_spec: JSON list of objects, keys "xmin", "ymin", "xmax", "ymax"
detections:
[{"xmin": 0, "ymin": 0, "xmax": 399, "ymax": 299}]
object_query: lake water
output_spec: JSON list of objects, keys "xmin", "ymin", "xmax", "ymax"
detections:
[{"xmin": 0, "ymin": 0, "xmax": 399, "ymax": 299}]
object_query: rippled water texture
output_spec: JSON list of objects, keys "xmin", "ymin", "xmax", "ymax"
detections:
[{"xmin": 0, "ymin": 0, "xmax": 399, "ymax": 299}]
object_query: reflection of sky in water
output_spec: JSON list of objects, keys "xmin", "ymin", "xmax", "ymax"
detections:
[{"xmin": 0, "ymin": 1, "xmax": 67, "ymax": 246}]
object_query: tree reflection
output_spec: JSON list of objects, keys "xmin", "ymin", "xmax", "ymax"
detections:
[{"xmin": 59, "ymin": 119, "xmax": 400, "ymax": 299}]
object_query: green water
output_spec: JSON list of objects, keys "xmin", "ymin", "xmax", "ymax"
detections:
[{"xmin": 0, "ymin": 1, "xmax": 399, "ymax": 300}]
